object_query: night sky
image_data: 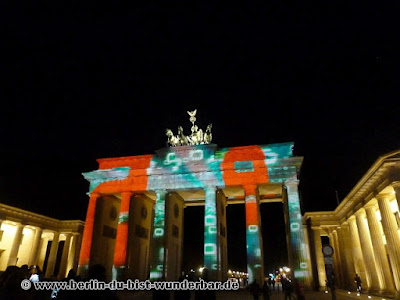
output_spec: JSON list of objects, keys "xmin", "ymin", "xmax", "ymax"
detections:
[{"xmin": 1, "ymin": 2, "xmax": 399, "ymax": 274}]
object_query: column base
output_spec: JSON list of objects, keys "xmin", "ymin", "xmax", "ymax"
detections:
[
  {"xmin": 394, "ymin": 291, "xmax": 400, "ymax": 300},
  {"xmin": 77, "ymin": 264, "xmax": 89, "ymax": 279},
  {"xmin": 376, "ymin": 290, "xmax": 398, "ymax": 299},
  {"xmin": 367, "ymin": 287, "xmax": 380, "ymax": 295},
  {"xmin": 112, "ymin": 266, "xmax": 126, "ymax": 281}
]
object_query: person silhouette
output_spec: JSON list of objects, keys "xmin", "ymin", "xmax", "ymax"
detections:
[
  {"xmin": 262, "ymin": 280, "xmax": 271, "ymax": 300},
  {"xmin": 354, "ymin": 273, "xmax": 362, "ymax": 293},
  {"xmin": 248, "ymin": 279, "xmax": 261, "ymax": 300},
  {"xmin": 152, "ymin": 277, "xmax": 169, "ymax": 300}
]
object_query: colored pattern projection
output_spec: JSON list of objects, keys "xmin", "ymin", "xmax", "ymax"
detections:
[
  {"xmin": 204, "ymin": 187, "xmax": 218, "ymax": 276},
  {"xmin": 244, "ymin": 185, "xmax": 263, "ymax": 284},
  {"xmin": 112, "ymin": 192, "xmax": 131, "ymax": 278},
  {"xmin": 286, "ymin": 182, "xmax": 310, "ymax": 281},
  {"xmin": 80, "ymin": 142, "xmax": 306, "ymax": 282},
  {"xmin": 149, "ymin": 190, "xmax": 167, "ymax": 280}
]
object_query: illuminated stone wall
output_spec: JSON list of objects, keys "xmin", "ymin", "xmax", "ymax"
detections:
[
  {"xmin": 126, "ymin": 194, "xmax": 153, "ymax": 280},
  {"xmin": 216, "ymin": 189, "xmax": 228, "ymax": 281},
  {"xmin": 165, "ymin": 192, "xmax": 185, "ymax": 281},
  {"xmin": 304, "ymin": 149, "xmax": 400, "ymax": 297},
  {"xmin": 0, "ymin": 203, "xmax": 83, "ymax": 279},
  {"xmin": 81, "ymin": 142, "xmax": 309, "ymax": 284},
  {"xmin": 90, "ymin": 195, "xmax": 120, "ymax": 277}
]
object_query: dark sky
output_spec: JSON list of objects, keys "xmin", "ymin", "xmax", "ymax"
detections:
[{"xmin": 1, "ymin": 2, "xmax": 399, "ymax": 273}]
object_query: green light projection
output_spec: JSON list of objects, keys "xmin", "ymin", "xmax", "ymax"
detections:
[
  {"xmin": 82, "ymin": 142, "xmax": 308, "ymax": 283},
  {"xmin": 245, "ymin": 193, "xmax": 263, "ymax": 283},
  {"xmin": 147, "ymin": 145, "xmax": 224, "ymax": 190},
  {"xmin": 149, "ymin": 190, "xmax": 167, "ymax": 280},
  {"xmin": 204, "ymin": 187, "xmax": 218, "ymax": 275},
  {"xmin": 82, "ymin": 167, "xmax": 131, "ymax": 194},
  {"xmin": 286, "ymin": 181, "xmax": 310, "ymax": 280}
]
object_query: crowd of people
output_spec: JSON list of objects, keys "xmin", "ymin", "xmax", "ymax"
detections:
[
  {"xmin": 0, "ymin": 263, "xmax": 119, "ymax": 300},
  {"xmin": 152, "ymin": 267, "xmax": 216, "ymax": 300},
  {"xmin": 0, "ymin": 263, "xmax": 319, "ymax": 300}
]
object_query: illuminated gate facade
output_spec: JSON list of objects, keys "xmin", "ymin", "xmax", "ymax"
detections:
[{"xmin": 77, "ymin": 142, "xmax": 312, "ymax": 286}]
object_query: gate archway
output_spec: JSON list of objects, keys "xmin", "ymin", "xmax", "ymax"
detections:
[{"xmin": 78, "ymin": 142, "xmax": 311, "ymax": 287}]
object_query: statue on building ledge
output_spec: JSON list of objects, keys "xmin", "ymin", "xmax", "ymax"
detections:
[{"xmin": 166, "ymin": 109, "xmax": 212, "ymax": 147}]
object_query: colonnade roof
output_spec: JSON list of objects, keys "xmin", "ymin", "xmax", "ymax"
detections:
[
  {"xmin": 304, "ymin": 149, "xmax": 400, "ymax": 225},
  {"xmin": 0, "ymin": 202, "xmax": 84, "ymax": 233}
]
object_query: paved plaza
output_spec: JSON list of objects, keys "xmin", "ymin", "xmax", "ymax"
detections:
[{"xmin": 116, "ymin": 288, "xmax": 395, "ymax": 300}]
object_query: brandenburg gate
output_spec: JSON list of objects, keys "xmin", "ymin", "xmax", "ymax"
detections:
[{"xmin": 77, "ymin": 110, "xmax": 312, "ymax": 286}]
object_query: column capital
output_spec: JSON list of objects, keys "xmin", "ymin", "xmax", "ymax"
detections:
[
  {"xmin": 375, "ymin": 193, "xmax": 392, "ymax": 201},
  {"xmin": 347, "ymin": 215, "xmax": 356, "ymax": 222},
  {"xmin": 121, "ymin": 191, "xmax": 133, "ymax": 196},
  {"xmin": 327, "ymin": 227, "xmax": 336, "ymax": 235},
  {"xmin": 390, "ymin": 181, "xmax": 400, "ymax": 188},
  {"xmin": 204, "ymin": 186, "xmax": 217, "ymax": 192},
  {"xmin": 284, "ymin": 180, "xmax": 299, "ymax": 187},
  {"xmin": 364, "ymin": 201, "xmax": 377, "ymax": 210},
  {"xmin": 155, "ymin": 189, "xmax": 168, "ymax": 195},
  {"xmin": 354, "ymin": 208, "xmax": 366, "ymax": 217}
]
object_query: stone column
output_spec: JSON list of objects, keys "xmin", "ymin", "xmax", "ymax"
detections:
[
  {"xmin": 216, "ymin": 190, "xmax": 228, "ymax": 281},
  {"xmin": 365, "ymin": 203, "xmax": 396, "ymax": 294},
  {"xmin": 376, "ymin": 193, "xmax": 400, "ymax": 292},
  {"xmin": 392, "ymin": 181, "xmax": 400, "ymax": 213},
  {"xmin": 332, "ymin": 229, "xmax": 344, "ymax": 288},
  {"xmin": 312, "ymin": 227, "xmax": 327, "ymax": 289},
  {"xmin": 348, "ymin": 216, "xmax": 367, "ymax": 287},
  {"xmin": 284, "ymin": 181, "xmax": 311, "ymax": 287},
  {"xmin": 113, "ymin": 192, "xmax": 132, "ymax": 280},
  {"xmin": 149, "ymin": 190, "xmax": 168, "ymax": 280},
  {"xmin": 8, "ymin": 223, "xmax": 25, "ymax": 266},
  {"xmin": 336, "ymin": 226, "xmax": 351, "ymax": 289},
  {"xmin": 29, "ymin": 227, "xmax": 43, "ymax": 266},
  {"xmin": 45, "ymin": 231, "xmax": 60, "ymax": 278},
  {"xmin": 72, "ymin": 234, "xmax": 81, "ymax": 271},
  {"xmin": 355, "ymin": 210, "xmax": 380, "ymax": 292},
  {"xmin": 204, "ymin": 187, "xmax": 219, "ymax": 280},
  {"xmin": 244, "ymin": 184, "xmax": 264, "ymax": 285},
  {"xmin": 328, "ymin": 229, "xmax": 341, "ymax": 287},
  {"xmin": 340, "ymin": 222, "xmax": 356, "ymax": 291},
  {"xmin": 78, "ymin": 192, "xmax": 99, "ymax": 275},
  {"xmin": 58, "ymin": 234, "xmax": 72, "ymax": 279},
  {"xmin": 302, "ymin": 224, "xmax": 313, "ymax": 288}
]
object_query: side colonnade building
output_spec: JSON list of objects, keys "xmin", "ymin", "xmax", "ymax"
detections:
[
  {"xmin": 0, "ymin": 203, "xmax": 84, "ymax": 279},
  {"xmin": 305, "ymin": 149, "xmax": 400, "ymax": 298}
]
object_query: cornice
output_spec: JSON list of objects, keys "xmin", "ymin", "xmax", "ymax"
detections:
[
  {"xmin": 0, "ymin": 203, "xmax": 84, "ymax": 233},
  {"xmin": 321, "ymin": 150, "xmax": 400, "ymax": 220}
]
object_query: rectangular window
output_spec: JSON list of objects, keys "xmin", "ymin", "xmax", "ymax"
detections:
[{"xmin": 395, "ymin": 212, "xmax": 400, "ymax": 229}]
